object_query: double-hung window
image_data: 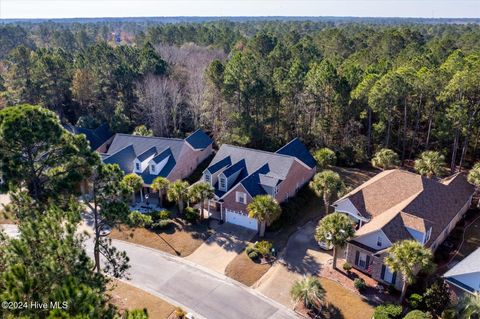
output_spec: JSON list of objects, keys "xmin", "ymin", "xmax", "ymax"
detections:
[{"xmin": 236, "ymin": 192, "xmax": 247, "ymax": 204}]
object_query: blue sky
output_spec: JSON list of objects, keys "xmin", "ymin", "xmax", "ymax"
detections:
[{"xmin": 1, "ymin": 1, "xmax": 479, "ymax": 19}]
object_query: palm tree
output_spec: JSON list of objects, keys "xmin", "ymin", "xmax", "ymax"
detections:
[
  {"xmin": 151, "ymin": 176, "xmax": 170, "ymax": 207},
  {"xmin": 414, "ymin": 151, "xmax": 446, "ymax": 178},
  {"xmin": 457, "ymin": 292, "xmax": 480, "ymax": 319},
  {"xmin": 371, "ymin": 148, "xmax": 400, "ymax": 170},
  {"xmin": 247, "ymin": 195, "xmax": 281, "ymax": 237},
  {"xmin": 167, "ymin": 180, "xmax": 189, "ymax": 214},
  {"xmin": 188, "ymin": 182, "xmax": 215, "ymax": 220},
  {"xmin": 315, "ymin": 212, "xmax": 355, "ymax": 269},
  {"xmin": 309, "ymin": 170, "xmax": 345, "ymax": 215},
  {"xmin": 313, "ymin": 148, "xmax": 337, "ymax": 170},
  {"xmin": 290, "ymin": 276, "xmax": 326, "ymax": 310},
  {"xmin": 468, "ymin": 163, "xmax": 480, "ymax": 207},
  {"xmin": 122, "ymin": 173, "xmax": 144, "ymax": 204},
  {"xmin": 384, "ymin": 240, "xmax": 434, "ymax": 302}
]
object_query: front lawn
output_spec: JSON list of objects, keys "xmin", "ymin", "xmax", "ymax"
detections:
[
  {"xmin": 108, "ymin": 279, "xmax": 175, "ymax": 319},
  {"xmin": 224, "ymin": 250, "xmax": 271, "ymax": 286},
  {"xmin": 225, "ymin": 166, "xmax": 377, "ymax": 286},
  {"xmin": 319, "ymin": 277, "xmax": 375, "ymax": 319},
  {"xmin": 110, "ymin": 219, "xmax": 214, "ymax": 257}
]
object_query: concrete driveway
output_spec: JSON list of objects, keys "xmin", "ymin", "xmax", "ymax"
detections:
[
  {"xmin": 85, "ymin": 238, "xmax": 299, "ymax": 319},
  {"xmin": 254, "ymin": 221, "xmax": 332, "ymax": 307},
  {"xmin": 186, "ymin": 222, "xmax": 256, "ymax": 273}
]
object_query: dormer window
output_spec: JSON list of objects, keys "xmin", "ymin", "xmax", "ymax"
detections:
[
  {"xmin": 204, "ymin": 173, "xmax": 211, "ymax": 184},
  {"xmin": 150, "ymin": 164, "xmax": 156, "ymax": 173},
  {"xmin": 377, "ymin": 236, "xmax": 382, "ymax": 247},
  {"xmin": 135, "ymin": 163, "xmax": 140, "ymax": 171},
  {"xmin": 219, "ymin": 177, "xmax": 227, "ymax": 191}
]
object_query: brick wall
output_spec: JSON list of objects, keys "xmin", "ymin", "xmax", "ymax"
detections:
[
  {"xmin": 168, "ymin": 144, "xmax": 213, "ymax": 181},
  {"xmin": 222, "ymin": 184, "xmax": 252, "ymax": 214},
  {"xmin": 221, "ymin": 160, "xmax": 315, "ymax": 217},
  {"xmin": 276, "ymin": 160, "xmax": 316, "ymax": 203}
]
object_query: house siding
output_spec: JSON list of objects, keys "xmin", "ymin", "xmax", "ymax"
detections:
[
  {"xmin": 222, "ymin": 184, "xmax": 252, "ymax": 215},
  {"xmin": 168, "ymin": 144, "xmax": 212, "ymax": 181},
  {"xmin": 276, "ymin": 160, "xmax": 316, "ymax": 203},
  {"xmin": 346, "ymin": 243, "xmax": 403, "ymax": 290},
  {"xmin": 221, "ymin": 160, "xmax": 315, "ymax": 219}
]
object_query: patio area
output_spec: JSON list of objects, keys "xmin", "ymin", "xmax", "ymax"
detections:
[{"xmin": 129, "ymin": 189, "xmax": 163, "ymax": 213}]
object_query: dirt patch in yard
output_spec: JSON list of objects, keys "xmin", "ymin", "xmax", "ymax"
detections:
[
  {"xmin": 108, "ymin": 279, "xmax": 175, "ymax": 319},
  {"xmin": 225, "ymin": 251, "xmax": 271, "ymax": 286},
  {"xmin": 110, "ymin": 219, "xmax": 214, "ymax": 257},
  {"xmin": 319, "ymin": 277, "xmax": 375, "ymax": 319}
]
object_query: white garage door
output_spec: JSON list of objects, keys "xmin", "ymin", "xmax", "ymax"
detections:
[{"xmin": 225, "ymin": 209, "xmax": 258, "ymax": 231}]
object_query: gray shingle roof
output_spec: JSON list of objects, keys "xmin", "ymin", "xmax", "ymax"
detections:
[
  {"xmin": 65, "ymin": 123, "xmax": 113, "ymax": 150},
  {"xmin": 207, "ymin": 156, "xmax": 231, "ymax": 174},
  {"xmin": 137, "ymin": 146, "xmax": 157, "ymax": 162},
  {"xmin": 276, "ymin": 138, "xmax": 316, "ymax": 169},
  {"xmin": 206, "ymin": 141, "xmax": 314, "ymax": 199},
  {"xmin": 444, "ymin": 248, "xmax": 480, "ymax": 278},
  {"xmin": 185, "ymin": 129, "xmax": 213, "ymax": 150},
  {"xmin": 103, "ymin": 144, "xmax": 136, "ymax": 172},
  {"xmin": 102, "ymin": 133, "xmax": 192, "ymax": 184}
]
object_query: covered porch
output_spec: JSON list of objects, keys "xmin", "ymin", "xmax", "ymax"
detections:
[
  {"xmin": 197, "ymin": 199, "xmax": 223, "ymax": 220},
  {"xmin": 130, "ymin": 187, "xmax": 163, "ymax": 213}
]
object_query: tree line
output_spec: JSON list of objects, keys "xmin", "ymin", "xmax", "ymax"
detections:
[{"xmin": 1, "ymin": 21, "xmax": 480, "ymax": 171}]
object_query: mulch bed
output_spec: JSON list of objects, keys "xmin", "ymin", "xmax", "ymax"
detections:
[{"xmin": 318, "ymin": 259, "xmax": 398, "ymax": 305}]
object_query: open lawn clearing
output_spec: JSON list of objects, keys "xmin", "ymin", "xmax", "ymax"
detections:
[
  {"xmin": 108, "ymin": 279, "xmax": 175, "ymax": 319},
  {"xmin": 110, "ymin": 219, "xmax": 214, "ymax": 257},
  {"xmin": 225, "ymin": 166, "xmax": 376, "ymax": 286},
  {"xmin": 319, "ymin": 277, "xmax": 375, "ymax": 319}
]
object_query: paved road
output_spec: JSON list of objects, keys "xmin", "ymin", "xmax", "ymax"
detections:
[
  {"xmin": 83, "ymin": 238, "xmax": 298, "ymax": 319},
  {"xmin": 254, "ymin": 221, "xmax": 332, "ymax": 307},
  {"xmin": 186, "ymin": 223, "xmax": 256, "ymax": 274}
]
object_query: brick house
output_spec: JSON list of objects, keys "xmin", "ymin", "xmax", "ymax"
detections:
[
  {"xmin": 332, "ymin": 169, "xmax": 475, "ymax": 290},
  {"xmin": 101, "ymin": 129, "xmax": 213, "ymax": 200},
  {"xmin": 201, "ymin": 138, "xmax": 316, "ymax": 233}
]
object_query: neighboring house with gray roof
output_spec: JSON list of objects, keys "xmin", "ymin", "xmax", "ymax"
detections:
[
  {"xmin": 65, "ymin": 123, "xmax": 114, "ymax": 151},
  {"xmin": 201, "ymin": 138, "xmax": 316, "ymax": 233},
  {"xmin": 332, "ymin": 169, "xmax": 475, "ymax": 290},
  {"xmin": 444, "ymin": 248, "xmax": 480, "ymax": 294},
  {"xmin": 102, "ymin": 129, "xmax": 213, "ymax": 199}
]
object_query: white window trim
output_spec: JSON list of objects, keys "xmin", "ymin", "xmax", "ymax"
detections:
[
  {"xmin": 219, "ymin": 177, "xmax": 227, "ymax": 191},
  {"xmin": 236, "ymin": 191, "xmax": 247, "ymax": 204}
]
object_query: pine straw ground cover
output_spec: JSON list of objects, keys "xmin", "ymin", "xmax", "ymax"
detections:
[
  {"xmin": 110, "ymin": 218, "xmax": 214, "ymax": 257},
  {"xmin": 108, "ymin": 279, "xmax": 175, "ymax": 319}
]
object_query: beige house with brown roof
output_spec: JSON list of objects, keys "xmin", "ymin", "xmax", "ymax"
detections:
[{"xmin": 332, "ymin": 169, "xmax": 475, "ymax": 290}]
